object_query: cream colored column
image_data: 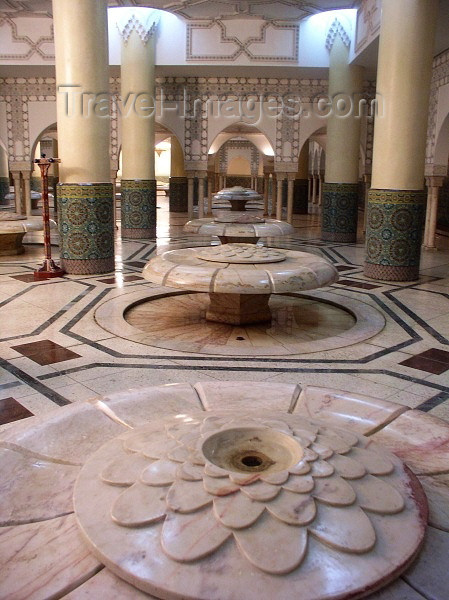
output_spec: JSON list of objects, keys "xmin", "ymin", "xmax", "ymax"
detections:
[
  {"xmin": 322, "ymin": 34, "xmax": 363, "ymax": 242},
  {"xmin": 276, "ymin": 175, "xmax": 284, "ymax": 221},
  {"xmin": 423, "ymin": 177, "xmax": 444, "ymax": 250},
  {"xmin": 22, "ymin": 171, "xmax": 31, "ymax": 216},
  {"xmin": 54, "ymin": 0, "xmax": 110, "ymax": 183},
  {"xmin": 365, "ymin": 0, "xmax": 438, "ymax": 281},
  {"xmin": 312, "ymin": 175, "xmax": 317, "ymax": 205},
  {"xmin": 118, "ymin": 11, "xmax": 158, "ymax": 238},
  {"xmin": 53, "ymin": 0, "xmax": 114, "ymax": 274}
]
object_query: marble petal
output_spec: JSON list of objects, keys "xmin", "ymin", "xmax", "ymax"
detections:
[
  {"xmin": 97, "ymin": 383, "xmax": 203, "ymax": 428},
  {"xmin": 370, "ymin": 410, "xmax": 449, "ymax": 475},
  {"xmin": 310, "ymin": 460, "xmax": 335, "ymax": 477},
  {"xmin": 267, "ymin": 489, "xmax": 316, "ymax": 525},
  {"xmin": 166, "ymin": 479, "xmax": 213, "ymax": 513},
  {"xmin": 327, "ymin": 453, "xmax": 366, "ymax": 479},
  {"xmin": 312, "ymin": 475, "xmax": 357, "ymax": 506},
  {"xmin": 101, "ymin": 453, "xmax": 152, "ymax": 486},
  {"xmin": 350, "ymin": 474, "xmax": 405, "ymax": 515},
  {"xmin": 234, "ymin": 512, "xmax": 308, "ymax": 574},
  {"xmin": 213, "ymin": 493, "xmax": 265, "ymax": 529},
  {"xmin": 111, "ymin": 482, "xmax": 168, "ymax": 526},
  {"xmin": 0, "ymin": 447, "xmax": 78, "ymax": 525},
  {"xmin": 303, "ymin": 447, "xmax": 319, "ymax": 462},
  {"xmin": 167, "ymin": 444, "xmax": 192, "ymax": 462},
  {"xmin": 161, "ymin": 507, "xmax": 232, "ymax": 562},
  {"xmin": 309, "ymin": 504, "xmax": 376, "ymax": 553},
  {"xmin": 123, "ymin": 429, "xmax": 169, "ymax": 454},
  {"xmin": 260, "ymin": 470, "xmax": 290, "ymax": 485},
  {"xmin": 204, "ymin": 462, "xmax": 229, "ymax": 478},
  {"xmin": 240, "ymin": 480, "xmax": 281, "ymax": 501},
  {"xmin": 314, "ymin": 433, "xmax": 353, "ymax": 454},
  {"xmin": 288, "ymin": 459, "xmax": 311, "ymax": 475},
  {"xmin": 319, "ymin": 426, "xmax": 360, "ymax": 448},
  {"xmin": 294, "ymin": 386, "xmax": 407, "ymax": 435},
  {"xmin": 0, "ymin": 402, "xmax": 126, "ymax": 465},
  {"xmin": 349, "ymin": 447, "xmax": 394, "ymax": 476},
  {"xmin": 0, "ymin": 514, "xmax": 100, "ymax": 599},
  {"xmin": 140, "ymin": 459, "xmax": 179, "ymax": 486},
  {"xmin": 283, "ymin": 474, "xmax": 315, "ymax": 493},
  {"xmin": 178, "ymin": 462, "xmax": 204, "ymax": 481},
  {"xmin": 203, "ymin": 475, "xmax": 240, "ymax": 496},
  {"xmin": 229, "ymin": 472, "xmax": 261, "ymax": 485}
]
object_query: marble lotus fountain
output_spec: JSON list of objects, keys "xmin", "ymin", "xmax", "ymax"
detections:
[
  {"xmin": 184, "ymin": 211, "xmax": 295, "ymax": 244},
  {"xmin": 0, "ymin": 212, "xmax": 54, "ymax": 255},
  {"xmin": 213, "ymin": 186, "xmax": 263, "ymax": 211},
  {"xmin": 2, "ymin": 380, "xmax": 449, "ymax": 599},
  {"xmin": 143, "ymin": 243, "xmax": 338, "ymax": 325}
]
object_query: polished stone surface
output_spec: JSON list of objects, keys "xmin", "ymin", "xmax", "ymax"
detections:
[
  {"xmin": 74, "ymin": 410, "xmax": 425, "ymax": 599},
  {"xmin": 2, "ymin": 382, "xmax": 445, "ymax": 599},
  {"xmin": 184, "ymin": 214, "xmax": 294, "ymax": 243},
  {"xmin": 143, "ymin": 245, "xmax": 339, "ymax": 294}
]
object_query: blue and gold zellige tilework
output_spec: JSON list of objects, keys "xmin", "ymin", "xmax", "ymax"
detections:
[
  {"xmin": 321, "ymin": 183, "xmax": 359, "ymax": 242},
  {"xmin": 364, "ymin": 189, "xmax": 426, "ymax": 281},
  {"xmin": 57, "ymin": 183, "xmax": 115, "ymax": 275},
  {"xmin": 121, "ymin": 179, "xmax": 156, "ymax": 239}
]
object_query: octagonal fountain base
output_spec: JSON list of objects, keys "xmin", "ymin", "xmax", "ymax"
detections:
[
  {"xmin": 94, "ymin": 288, "xmax": 385, "ymax": 356},
  {"xmin": 74, "ymin": 410, "xmax": 427, "ymax": 600}
]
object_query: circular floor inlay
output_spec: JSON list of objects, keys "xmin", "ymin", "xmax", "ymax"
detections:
[
  {"xmin": 74, "ymin": 410, "xmax": 427, "ymax": 600},
  {"xmin": 94, "ymin": 289, "xmax": 385, "ymax": 357}
]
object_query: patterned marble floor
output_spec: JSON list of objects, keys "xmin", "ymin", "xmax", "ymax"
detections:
[{"xmin": 1, "ymin": 196, "xmax": 449, "ymax": 430}]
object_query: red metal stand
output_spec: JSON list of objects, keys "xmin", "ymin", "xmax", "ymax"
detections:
[{"xmin": 34, "ymin": 155, "xmax": 65, "ymax": 280}]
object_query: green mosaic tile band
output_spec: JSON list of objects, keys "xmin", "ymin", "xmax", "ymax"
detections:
[
  {"xmin": 121, "ymin": 179, "xmax": 156, "ymax": 239},
  {"xmin": 364, "ymin": 189, "xmax": 426, "ymax": 282},
  {"xmin": 169, "ymin": 177, "xmax": 188, "ymax": 212},
  {"xmin": 293, "ymin": 178, "xmax": 308, "ymax": 214},
  {"xmin": 321, "ymin": 182, "xmax": 359, "ymax": 242},
  {"xmin": 0, "ymin": 177, "xmax": 9, "ymax": 205},
  {"xmin": 57, "ymin": 183, "xmax": 115, "ymax": 275}
]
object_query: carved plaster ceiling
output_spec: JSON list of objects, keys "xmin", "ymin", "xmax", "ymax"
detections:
[{"xmin": 0, "ymin": 0, "xmax": 357, "ymax": 20}]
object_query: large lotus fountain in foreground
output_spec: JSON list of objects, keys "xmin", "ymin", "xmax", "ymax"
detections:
[{"xmin": 74, "ymin": 409, "xmax": 427, "ymax": 599}]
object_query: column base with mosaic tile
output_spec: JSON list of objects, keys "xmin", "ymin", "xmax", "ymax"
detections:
[
  {"xmin": 364, "ymin": 189, "xmax": 426, "ymax": 281},
  {"xmin": 169, "ymin": 177, "xmax": 188, "ymax": 212},
  {"xmin": 120, "ymin": 180, "xmax": 156, "ymax": 239},
  {"xmin": 57, "ymin": 183, "xmax": 115, "ymax": 275},
  {"xmin": 321, "ymin": 182, "xmax": 359, "ymax": 242}
]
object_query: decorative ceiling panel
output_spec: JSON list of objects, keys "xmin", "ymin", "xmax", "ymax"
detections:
[{"xmin": 0, "ymin": 0, "xmax": 357, "ymax": 20}]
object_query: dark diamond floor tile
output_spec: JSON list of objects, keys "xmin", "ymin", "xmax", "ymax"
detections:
[
  {"xmin": 419, "ymin": 348, "xmax": 449, "ymax": 364},
  {"xmin": 336, "ymin": 266, "xmax": 354, "ymax": 272},
  {"xmin": 123, "ymin": 275, "xmax": 143, "ymax": 282},
  {"xmin": 97, "ymin": 277, "xmax": 117, "ymax": 284},
  {"xmin": 11, "ymin": 340, "xmax": 81, "ymax": 365},
  {"xmin": 399, "ymin": 355, "xmax": 449, "ymax": 375},
  {"xmin": 335, "ymin": 279, "xmax": 381, "ymax": 290},
  {"xmin": 0, "ymin": 397, "xmax": 33, "ymax": 425},
  {"xmin": 11, "ymin": 274, "xmax": 50, "ymax": 282}
]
